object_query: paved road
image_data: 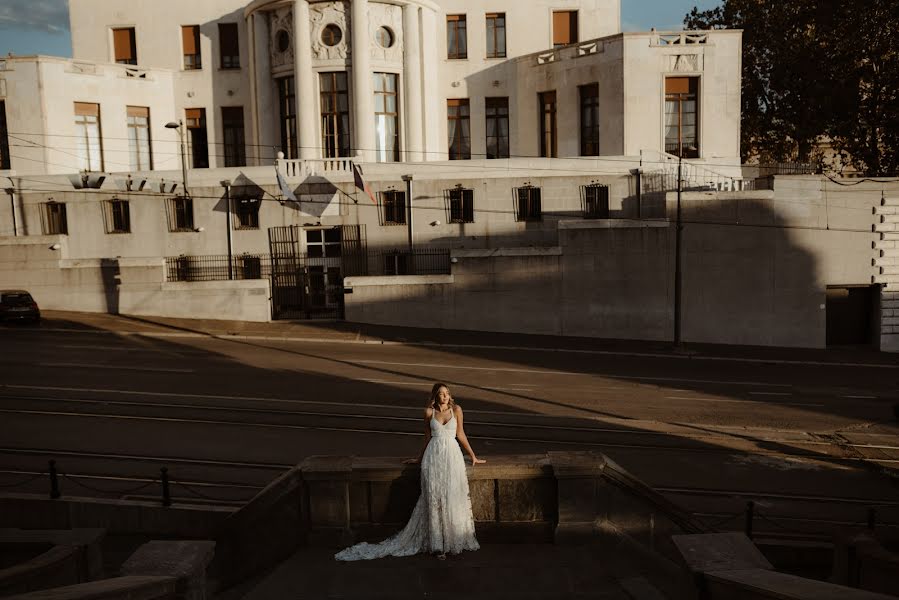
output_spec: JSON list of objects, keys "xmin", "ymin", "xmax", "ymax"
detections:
[{"xmin": 2, "ymin": 312, "xmax": 898, "ymax": 538}]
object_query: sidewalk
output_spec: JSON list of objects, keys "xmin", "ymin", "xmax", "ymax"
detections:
[{"xmin": 28, "ymin": 310, "xmax": 899, "ymax": 369}]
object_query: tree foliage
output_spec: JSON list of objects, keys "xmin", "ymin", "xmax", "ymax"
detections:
[{"xmin": 685, "ymin": 0, "xmax": 899, "ymax": 176}]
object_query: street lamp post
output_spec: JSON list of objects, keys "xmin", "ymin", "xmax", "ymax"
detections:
[
  {"xmin": 165, "ymin": 120, "xmax": 188, "ymax": 196},
  {"xmin": 221, "ymin": 180, "xmax": 233, "ymax": 280}
]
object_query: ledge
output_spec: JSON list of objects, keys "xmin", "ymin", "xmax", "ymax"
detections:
[
  {"xmin": 451, "ymin": 247, "xmax": 562, "ymax": 258},
  {"xmin": 2, "ymin": 576, "xmax": 178, "ymax": 600},
  {"xmin": 343, "ymin": 275, "xmax": 454, "ymax": 287},
  {"xmin": 559, "ymin": 219, "xmax": 669, "ymax": 230}
]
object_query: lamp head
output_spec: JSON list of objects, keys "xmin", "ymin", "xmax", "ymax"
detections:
[{"xmin": 165, "ymin": 121, "xmax": 181, "ymax": 129}]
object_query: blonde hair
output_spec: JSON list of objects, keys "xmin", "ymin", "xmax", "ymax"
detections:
[{"xmin": 429, "ymin": 382, "xmax": 454, "ymax": 410}]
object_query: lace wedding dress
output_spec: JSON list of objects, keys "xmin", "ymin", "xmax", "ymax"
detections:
[{"xmin": 335, "ymin": 414, "xmax": 480, "ymax": 560}]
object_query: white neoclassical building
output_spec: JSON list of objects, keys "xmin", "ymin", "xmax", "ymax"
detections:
[{"xmin": 0, "ymin": 0, "xmax": 741, "ymax": 176}]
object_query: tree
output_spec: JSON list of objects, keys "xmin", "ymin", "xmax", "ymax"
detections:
[{"xmin": 685, "ymin": 1, "xmax": 899, "ymax": 175}]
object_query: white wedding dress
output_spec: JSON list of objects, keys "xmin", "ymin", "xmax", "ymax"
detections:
[{"xmin": 335, "ymin": 413, "xmax": 480, "ymax": 560}]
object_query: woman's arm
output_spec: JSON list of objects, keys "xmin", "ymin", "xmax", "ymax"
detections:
[
  {"xmin": 404, "ymin": 408, "xmax": 433, "ymax": 464},
  {"xmin": 455, "ymin": 405, "xmax": 486, "ymax": 465}
]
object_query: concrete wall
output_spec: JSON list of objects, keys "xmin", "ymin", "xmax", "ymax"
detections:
[{"xmin": 0, "ymin": 236, "xmax": 272, "ymax": 322}]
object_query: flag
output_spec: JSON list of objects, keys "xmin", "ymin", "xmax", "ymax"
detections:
[
  {"xmin": 275, "ymin": 167, "xmax": 298, "ymax": 203},
  {"xmin": 353, "ymin": 163, "xmax": 377, "ymax": 204}
]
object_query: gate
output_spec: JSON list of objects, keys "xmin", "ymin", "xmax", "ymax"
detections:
[{"xmin": 268, "ymin": 224, "xmax": 367, "ymax": 320}]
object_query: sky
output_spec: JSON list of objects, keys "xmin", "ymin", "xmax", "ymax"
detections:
[{"xmin": 0, "ymin": 0, "xmax": 722, "ymax": 58}]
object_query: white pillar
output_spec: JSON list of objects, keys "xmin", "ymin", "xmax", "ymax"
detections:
[
  {"xmin": 402, "ymin": 4, "xmax": 423, "ymax": 163},
  {"xmin": 419, "ymin": 7, "xmax": 440, "ymax": 161},
  {"xmin": 294, "ymin": 0, "xmax": 318, "ymax": 159},
  {"xmin": 352, "ymin": 0, "xmax": 375, "ymax": 162},
  {"xmin": 251, "ymin": 12, "xmax": 275, "ymax": 165}
]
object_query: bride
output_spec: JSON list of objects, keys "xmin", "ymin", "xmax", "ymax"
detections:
[{"xmin": 335, "ymin": 382, "xmax": 486, "ymax": 561}]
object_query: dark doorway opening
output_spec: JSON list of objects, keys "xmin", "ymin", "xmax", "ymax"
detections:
[{"xmin": 826, "ymin": 285, "xmax": 878, "ymax": 346}]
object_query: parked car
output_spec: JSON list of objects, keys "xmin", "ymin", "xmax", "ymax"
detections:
[{"xmin": 0, "ymin": 290, "xmax": 41, "ymax": 323}]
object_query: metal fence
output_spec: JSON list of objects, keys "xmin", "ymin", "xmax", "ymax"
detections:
[
  {"xmin": 165, "ymin": 248, "xmax": 451, "ymax": 282},
  {"xmin": 165, "ymin": 254, "xmax": 272, "ymax": 282}
]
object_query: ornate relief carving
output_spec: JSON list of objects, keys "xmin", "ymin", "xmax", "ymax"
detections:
[
  {"xmin": 668, "ymin": 54, "xmax": 703, "ymax": 72},
  {"xmin": 368, "ymin": 2, "xmax": 404, "ymax": 64},
  {"xmin": 269, "ymin": 8, "xmax": 294, "ymax": 70},
  {"xmin": 310, "ymin": 2, "xmax": 349, "ymax": 61}
]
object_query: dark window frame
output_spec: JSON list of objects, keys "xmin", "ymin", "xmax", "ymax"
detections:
[
  {"xmin": 185, "ymin": 108, "xmax": 208, "ymax": 169},
  {"xmin": 447, "ymin": 98, "xmax": 471, "ymax": 160},
  {"xmin": 539, "ymin": 91, "xmax": 557, "ymax": 158},
  {"xmin": 221, "ymin": 106, "xmax": 246, "ymax": 167},
  {"xmin": 486, "ymin": 13, "xmax": 506, "ymax": 58},
  {"xmin": 445, "ymin": 187, "xmax": 474, "ymax": 223},
  {"xmin": 182, "ymin": 25, "xmax": 202, "ymax": 70},
  {"xmin": 380, "ymin": 189, "xmax": 407, "ymax": 226},
  {"xmin": 581, "ymin": 184, "xmax": 610, "ymax": 218},
  {"xmin": 127, "ymin": 105, "xmax": 152, "ymax": 171},
  {"xmin": 447, "ymin": 14, "xmax": 468, "ymax": 59},
  {"xmin": 278, "ymin": 76, "xmax": 298, "ymax": 159},
  {"xmin": 0, "ymin": 100, "xmax": 10, "ymax": 170},
  {"xmin": 112, "ymin": 27, "xmax": 137, "ymax": 65},
  {"xmin": 579, "ymin": 83, "xmax": 600, "ymax": 156},
  {"xmin": 665, "ymin": 76, "xmax": 700, "ymax": 158},
  {"xmin": 373, "ymin": 72, "xmax": 400, "ymax": 162},
  {"xmin": 485, "ymin": 96, "xmax": 509, "ymax": 159},
  {"xmin": 514, "ymin": 186, "xmax": 542, "ymax": 222},
  {"xmin": 42, "ymin": 201, "xmax": 68, "ymax": 235},
  {"xmin": 320, "ymin": 72, "xmax": 351, "ymax": 158},
  {"xmin": 234, "ymin": 196, "xmax": 261, "ymax": 229},
  {"xmin": 218, "ymin": 23, "xmax": 240, "ymax": 69},
  {"xmin": 166, "ymin": 196, "xmax": 194, "ymax": 232},
  {"xmin": 104, "ymin": 198, "xmax": 131, "ymax": 234}
]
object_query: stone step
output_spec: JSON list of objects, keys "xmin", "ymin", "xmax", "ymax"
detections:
[{"xmin": 881, "ymin": 197, "xmax": 899, "ymax": 207}]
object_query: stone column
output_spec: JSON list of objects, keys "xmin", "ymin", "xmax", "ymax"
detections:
[
  {"xmin": 351, "ymin": 0, "xmax": 375, "ymax": 162},
  {"xmin": 419, "ymin": 7, "xmax": 440, "ymax": 161},
  {"xmin": 251, "ymin": 13, "xmax": 274, "ymax": 165},
  {"xmin": 402, "ymin": 4, "xmax": 423, "ymax": 162},
  {"xmin": 294, "ymin": 0, "xmax": 318, "ymax": 159}
]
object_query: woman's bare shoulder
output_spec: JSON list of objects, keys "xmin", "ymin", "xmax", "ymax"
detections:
[
  {"xmin": 424, "ymin": 407, "xmax": 434, "ymax": 418},
  {"xmin": 453, "ymin": 404, "xmax": 463, "ymax": 415}
]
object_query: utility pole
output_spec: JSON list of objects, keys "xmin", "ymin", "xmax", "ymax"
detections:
[
  {"xmin": 402, "ymin": 174, "xmax": 414, "ymax": 273},
  {"xmin": 673, "ymin": 154, "xmax": 683, "ymax": 348},
  {"xmin": 221, "ymin": 180, "xmax": 233, "ymax": 280}
]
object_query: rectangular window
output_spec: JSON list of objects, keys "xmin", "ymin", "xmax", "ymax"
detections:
[
  {"xmin": 665, "ymin": 77, "xmax": 699, "ymax": 158},
  {"xmin": 185, "ymin": 108, "xmax": 208, "ymax": 168},
  {"xmin": 42, "ymin": 202, "xmax": 68, "ymax": 235},
  {"xmin": 113, "ymin": 27, "xmax": 137, "ymax": 65},
  {"xmin": 74, "ymin": 102, "xmax": 103, "ymax": 172},
  {"xmin": 278, "ymin": 76, "xmax": 298, "ymax": 159},
  {"xmin": 447, "ymin": 99, "xmax": 470, "ymax": 160},
  {"xmin": 127, "ymin": 106, "xmax": 152, "ymax": 171},
  {"xmin": 320, "ymin": 72, "xmax": 350, "ymax": 158},
  {"xmin": 221, "ymin": 106, "xmax": 246, "ymax": 167},
  {"xmin": 446, "ymin": 187, "xmax": 474, "ymax": 223},
  {"xmin": 373, "ymin": 72, "xmax": 400, "ymax": 162},
  {"xmin": 218, "ymin": 23, "xmax": 240, "ymax": 69},
  {"xmin": 582, "ymin": 184, "xmax": 610, "ymax": 218},
  {"xmin": 552, "ymin": 10, "xmax": 578, "ymax": 48},
  {"xmin": 579, "ymin": 84, "xmax": 599, "ymax": 156},
  {"xmin": 447, "ymin": 15, "xmax": 467, "ymax": 59},
  {"xmin": 485, "ymin": 97, "xmax": 509, "ymax": 159},
  {"xmin": 539, "ymin": 91, "xmax": 557, "ymax": 158},
  {"xmin": 234, "ymin": 197, "xmax": 261, "ymax": 229},
  {"xmin": 0, "ymin": 101, "xmax": 9, "ymax": 170},
  {"xmin": 182, "ymin": 25, "xmax": 202, "ymax": 70},
  {"xmin": 306, "ymin": 228, "xmax": 342, "ymax": 258},
  {"xmin": 166, "ymin": 196, "xmax": 194, "ymax": 231},
  {"xmin": 515, "ymin": 186, "xmax": 542, "ymax": 221},
  {"xmin": 104, "ymin": 199, "xmax": 131, "ymax": 233},
  {"xmin": 486, "ymin": 13, "xmax": 506, "ymax": 58},
  {"xmin": 380, "ymin": 190, "xmax": 406, "ymax": 225}
]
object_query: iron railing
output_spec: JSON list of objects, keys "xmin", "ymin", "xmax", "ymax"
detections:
[{"xmin": 165, "ymin": 254, "xmax": 272, "ymax": 282}]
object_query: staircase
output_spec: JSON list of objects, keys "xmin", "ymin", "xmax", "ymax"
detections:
[{"xmin": 874, "ymin": 196, "xmax": 899, "ymax": 352}]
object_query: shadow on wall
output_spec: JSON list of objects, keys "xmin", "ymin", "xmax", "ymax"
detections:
[{"xmin": 346, "ymin": 196, "xmax": 834, "ymax": 348}]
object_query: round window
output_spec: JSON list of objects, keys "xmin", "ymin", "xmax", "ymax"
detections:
[
  {"xmin": 276, "ymin": 29, "xmax": 290, "ymax": 53},
  {"xmin": 376, "ymin": 26, "xmax": 394, "ymax": 48},
  {"xmin": 322, "ymin": 24, "xmax": 343, "ymax": 46}
]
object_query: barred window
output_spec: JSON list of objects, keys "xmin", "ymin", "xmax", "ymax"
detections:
[
  {"xmin": 514, "ymin": 186, "xmax": 541, "ymax": 222},
  {"xmin": 166, "ymin": 196, "xmax": 194, "ymax": 232},
  {"xmin": 445, "ymin": 187, "xmax": 474, "ymax": 223},
  {"xmin": 380, "ymin": 190, "xmax": 406, "ymax": 225},
  {"xmin": 582, "ymin": 184, "xmax": 609, "ymax": 218},
  {"xmin": 234, "ymin": 197, "xmax": 261, "ymax": 229},
  {"xmin": 41, "ymin": 201, "xmax": 68, "ymax": 235},
  {"xmin": 104, "ymin": 199, "xmax": 131, "ymax": 233}
]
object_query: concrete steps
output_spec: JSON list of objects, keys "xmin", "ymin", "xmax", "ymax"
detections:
[{"xmin": 223, "ymin": 544, "xmax": 673, "ymax": 600}]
